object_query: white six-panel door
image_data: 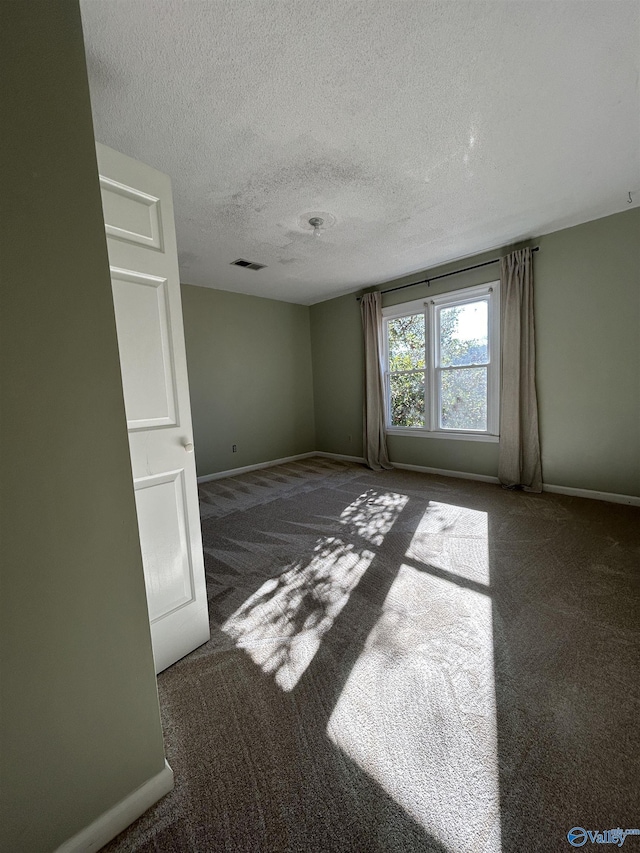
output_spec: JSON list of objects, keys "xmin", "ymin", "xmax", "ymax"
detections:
[{"xmin": 97, "ymin": 143, "xmax": 210, "ymax": 673}]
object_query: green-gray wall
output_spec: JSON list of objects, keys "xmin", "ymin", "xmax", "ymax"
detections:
[
  {"xmin": 535, "ymin": 209, "xmax": 639, "ymax": 496},
  {"xmin": 181, "ymin": 285, "xmax": 316, "ymax": 476},
  {"xmin": 0, "ymin": 4, "xmax": 166, "ymax": 851},
  {"xmin": 310, "ymin": 293, "xmax": 365, "ymax": 460},
  {"xmin": 310, "ymin": 208, "xmax": 640, "ymax": 497}
]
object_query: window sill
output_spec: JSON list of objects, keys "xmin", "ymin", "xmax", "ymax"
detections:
[{"xmin": 386, "ymin": 427, "xmax": 499, "ymax": 443}]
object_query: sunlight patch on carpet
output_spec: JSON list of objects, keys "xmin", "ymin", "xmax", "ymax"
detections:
[
  {"xmin": 406, "ymin": 501, "xmax": 490, "ymax": 585},
  {"xmin": 221, "ymin": 537, "xmax": 374, "ymax": 690},
  {"xmin": 327, "ymin": 563, "xmax": 501, "ymax": 853},
  {"xmin": 221, "ymin": 490, "xmax": 408, "ymax": 690},
  {"xmin": 339, "ymin": 489, "xmax": 409, "ymax": 545}
]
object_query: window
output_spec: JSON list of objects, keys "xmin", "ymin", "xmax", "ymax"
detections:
[{"xmin": 382, "ymin": 282, "xmax": 500, "ymax": 441}]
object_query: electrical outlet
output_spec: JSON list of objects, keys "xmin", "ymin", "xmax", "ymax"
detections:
[{"xmin": 232, "ymin": 444, "xmax": 237, "ymax": 452}]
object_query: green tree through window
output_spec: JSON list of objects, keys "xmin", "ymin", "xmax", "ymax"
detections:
[
  {"xmin": 438, "ymin": 303, "xmax": 488, "ymax": 431},
  {"xmin": 388, "ymin": 313, "xmax": 425, "ymax": 427},
  {"xmin": 383, "ymin": 285, "xmax": 498, "ymax": 436}
]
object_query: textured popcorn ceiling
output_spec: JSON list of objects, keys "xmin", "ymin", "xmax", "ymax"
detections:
[{"xmin": 80, "ymin": 1, "xmax": 639, "ymax": 305}]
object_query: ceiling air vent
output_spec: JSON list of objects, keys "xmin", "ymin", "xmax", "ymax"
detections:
[{"xmin": 231, "ymin": 258, "xmax": 266, "ymax": 271}]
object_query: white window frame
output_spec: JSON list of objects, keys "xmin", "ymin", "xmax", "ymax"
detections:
[{"xmin": 381, "ymin": 282, "xmax": 500, "ymax": 442}]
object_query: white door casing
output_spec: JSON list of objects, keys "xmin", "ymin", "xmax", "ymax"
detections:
[{"xmin": 97, "ymin": 143, "xmax": 210, "ymax": 673}]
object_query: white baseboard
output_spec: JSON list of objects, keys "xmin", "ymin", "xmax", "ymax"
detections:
[
  {"xmin": 314, "ymin": 451, "xmax": 366, "ymax": 464},
  {"xmin": 197, "ymin": 450, "xmax": 639, "ymax": 507},
  {"xmin": 542, "ymin": 483, "xmax": 640, "ymax": 506},
  {"xmin": 392, "ymin": 463, "xmax": 639, "ymax": 504},
  {"xmin": 197, "ymin": 452, "xmax": 316, "ymax": 483},
  {"xmin": 390, "ymin": 461, "xmax": 500, "ymax": 484},
  {"xmin": 55, "ymin": 761, "xmax": 174, "ymax": 853}
]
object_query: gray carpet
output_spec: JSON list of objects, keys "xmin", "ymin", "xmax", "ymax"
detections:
[{"xmin": 103, "ymin": 458, "xmax": 640, "ymax": 853}]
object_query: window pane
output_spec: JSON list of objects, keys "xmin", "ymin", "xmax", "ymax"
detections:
[
  {"xmin": 440, "ymin": 367, "xmax": 487, "ymax": 430},
  {"xmin": 390, "ymin": 372, "xmax": 425, "ymax": 427},
  {"xmin": 388, "ymin": 314, "xmax": 425, "ymax": 371},
  {"xmin": 439, "ymin": 301, "xmax": 488, "ymax": 367}
]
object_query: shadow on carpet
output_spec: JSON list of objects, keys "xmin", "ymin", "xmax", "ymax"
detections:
[{"xmin": 102, "ymin": 458, "xmax": 640, "ymax": 853}]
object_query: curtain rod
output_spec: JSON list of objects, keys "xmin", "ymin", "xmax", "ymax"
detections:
[{"xmin": 356, "ymin": 246, "xmax": 539, "ymax": 300}]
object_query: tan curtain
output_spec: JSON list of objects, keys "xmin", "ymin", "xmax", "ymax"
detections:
[
  {"xmin": 361, "ymin": 292, "xmax": 393, "ymax": 471},
  {"xmin": 499, "ymin": 248, "xmax": 542, "ymax": 492}
]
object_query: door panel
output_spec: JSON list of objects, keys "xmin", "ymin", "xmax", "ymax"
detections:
[
  {"xmin": 97, "ymin": 143, "xmax": 210, "ymax": 674},
  {"xmin": 134, "ymin": 470, "xmax": 194, "ymax": 622},
  {"xmin": 111, "ymin": 268, "xmax": 177, "ymax": 429},
  {"xmin": 100, "ymin": 176, "xmax": 164, "ymax": 251}
]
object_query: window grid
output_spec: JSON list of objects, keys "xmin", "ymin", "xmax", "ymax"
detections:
[{"xmin": 382, "ymin": 283, "xmax": 500, "ymax": 439}]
